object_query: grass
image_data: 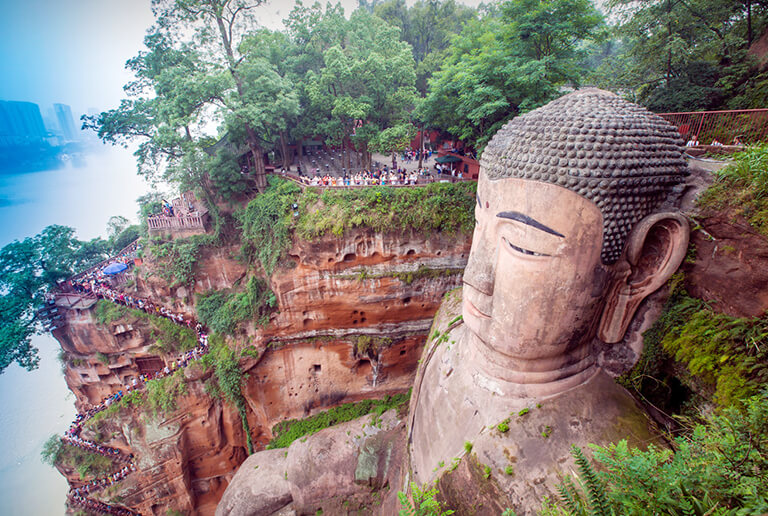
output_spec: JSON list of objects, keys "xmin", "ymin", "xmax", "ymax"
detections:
[
  {"xmin": 266, "ymin": 391, "xmax": 411, "ymax": 449},
  {"xmin": 698, "ymin": 144, "xmax": 768, "ymax": 237},
  {"xmin": 296, "ymin": 181, "xmax": 476, "ymax": 239}
]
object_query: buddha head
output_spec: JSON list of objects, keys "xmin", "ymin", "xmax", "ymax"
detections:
[{"xmin": 462, "ymin": 89, "xmax": 690, "ymax": 386}]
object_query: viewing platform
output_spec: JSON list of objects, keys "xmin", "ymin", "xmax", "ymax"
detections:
[{"xmin": 147, "ymin": 191, "xmax": 209, "ymax": 237}]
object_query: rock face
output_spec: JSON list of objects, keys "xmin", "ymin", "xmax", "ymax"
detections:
[
  {"xmin": 217, "ymin": 409, "xmax": 407, "ymax": 516},
  {"xmin": 53, "ymin": 226, "xmax": 471, "ymax": 515}
]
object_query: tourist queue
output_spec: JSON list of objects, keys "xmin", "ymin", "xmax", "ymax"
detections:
[{"xmin": 60, "ymin": 276, "xmax": 213, "ymax": 515}]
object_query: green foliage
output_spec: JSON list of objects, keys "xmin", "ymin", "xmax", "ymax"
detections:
[
  {"xmin": 93, "ymin": 301, "xmax": 129, "ymax": 325},
  {"xmin": 42, "ymin": 434, "xmax": 113, "ymax": 480},
  {"xmin": 196, "ymin": 276, "xmax": 277, "ymax": 335},
  {"xmin": 146, "ymin": 369, "xmax": 187, "ymax": 416},
  {"xmin": 41, "ymin": 434, "xmax": 63, "ymax": 467},
  {"xmin": 398, "ymin": 482, "xmax": 454, "ymax": 516},
  {"xmin": 297, "ymin": 182, "xmax": 476, "ymax": 239},
  {"xmin": 237, "ymin": 176, "xmax": 302, "ymax": 276},
  {"xmin": 93, "ymin": 300, "xmax": 197, "ymax": 354},
  {"xmin": 518, "ymin": 408, "xmax": 529, "ymax": 417},
  {"xmin": 355, "ymin": 335, "xmax": 392, "ymax": 357},
  {"xmin": 551, "ymin": 390, "xmax": 768, "ymax": 514},
  {"xmin": 201, "ymin": 335, "xmax": 252, "ymax": 453},
  {"xmin": 419, "ymin": 0, "xmax": 605, "ymax": 150},
  {"xmin": 700, "ymin": 145, "xmax": 768, "ymax": 238},
  {"xmin": 149, "ymin": 233, "xmax": 216, "ymax": 287},
  {"xmin": 497, "ymin": 419, "xmax": 510, "ymax": 433},
  {"xmin": 0, "ymin": 225, "xmax": 111, "ymax": 373},
  {"xmin": 96, "ymin": 352, "xmax": 110, "ymax": 365},
  {"xmin": 84, "ymin": 390, "xmax": 146, "ymax": 430},
  {"xmin": 483, "ymin": 465, "xmax": 492, "ymax": 479},
  {"xmin": 463, "ymin": 441, "xmax": 473, "ymax": 454},
  {"xmin": 266, "ymin": 392, "xmax": 410, "ymax": 449},
  {"xmin": 504, "ymin": 465, "xmax": 515, "ymax": 476},
  {"xmin": 624, "ymin": 274, "xmax": 768, "ymax": 408}
]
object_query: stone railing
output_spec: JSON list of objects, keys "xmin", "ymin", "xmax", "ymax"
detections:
[
  {"xmin": 277, "ymin": 172, "xmax": 475, "ymax": 190},
  {"xmin": 147, "ymin": 214, "xmax": 205, "ymax": 231}
]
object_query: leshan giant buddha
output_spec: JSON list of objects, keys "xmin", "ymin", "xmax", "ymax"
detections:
[{"xmin": 408, "ymin": 89, "xmax": 690, "ymax": 510}]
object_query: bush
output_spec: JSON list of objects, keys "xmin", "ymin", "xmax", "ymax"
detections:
[
  {"xmin": 202, "ymin": 335, "xmax": 252, "ymax": 453},
  {"xmin": 296, "ymin": 182, "xmax": 476, "ymax": 240},
  {"xmin": 93, "ymin": 300, "xmax": 129, "ymax": 325},
  {"xmin": 237, "ymin": 176, "xmax": 302, "ymax": 276},
  {"xmin": 196, "ymin": 277, "xmax": 277, "ymax": 335},
  {"xmin": 146, "ymin": 370, "xmax": 187, "ymax": 416},
  {"xmin": 42, "ymin": 434, "xmax": 113, "ymax": 480},
  {"xmin": 149, "ymin": 233, "xmax": 217, "ymax": 287},
  {"xmin": 550, "ymin": 389, "xmax": 768, "ymax": 515},
  {"xmin": 92, "ymin": 300, "xmax": 196, "ymax": 354},
  {"xmin": 622, "ymin": 275, "xmax": 768, "ymax": 408},
  {"xmin": 699, "ymin": 145, "xmax": 768, "ymax": 237},
  {"xmin": 398, "ymin": 482, "xmax": 454, "ymax": 516},
  {"xmin": 266, "ymin": 392, "xmax": 411, "ymax": 449}
]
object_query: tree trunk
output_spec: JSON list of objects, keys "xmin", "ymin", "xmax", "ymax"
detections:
[
  {"xmin": 391, "ymin": 151, "xmax": 397, "ymax": 169},
  {"xmin": 418, "ymin": 126, "xmax": 424, "ymax": 169},
  {"xmin": 246, "ymin": 125, "xmax": 267, "ymax": 191},
  {"xmin": 343, "ymin": 139, "xmax": 351, "ymax": 172},
  {"xmin": 280, "ymin": 132, "xmax": 290, "ymax": 169}
]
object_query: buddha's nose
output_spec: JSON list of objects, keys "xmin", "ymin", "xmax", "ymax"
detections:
[{"xmin": 463, "ymin": 227, "xmax": 495, "ymax": 295}]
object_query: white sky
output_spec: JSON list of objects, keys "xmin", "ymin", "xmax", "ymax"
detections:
[{"xmin": 0, "ymin": 0, "xmax": 488, "ymax": 118}]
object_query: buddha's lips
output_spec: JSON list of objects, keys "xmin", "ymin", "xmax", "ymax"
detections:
[{"xmin": 465, "ymin": 298, "xmax": 491, "ymax": 319}]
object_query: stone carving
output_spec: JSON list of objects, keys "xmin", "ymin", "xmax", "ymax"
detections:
[
  {"xmin": 408, "ymin": 89, "xmax": 691, "ymax": 509},
  {"xmin": 482, "ymin": 89, "xmax": 688, "ymax": 264}
]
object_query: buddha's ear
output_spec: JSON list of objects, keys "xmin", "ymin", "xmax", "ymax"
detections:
[{"xmin": 598, "ymin": 212, "xmax": 689, "ymax": 343}]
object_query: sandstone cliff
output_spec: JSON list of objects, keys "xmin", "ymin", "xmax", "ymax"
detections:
[{"xmin": 54, "ymin": 226, "xmax": 470, "ymax": 515}]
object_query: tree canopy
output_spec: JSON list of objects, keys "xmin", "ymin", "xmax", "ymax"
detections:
[{"xmin": 0, "ymin": 226, "xmax": 111, "ymax": 373}]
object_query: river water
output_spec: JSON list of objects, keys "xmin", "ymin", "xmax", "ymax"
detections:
[{"xmin": 0, "ymin": 145, "xmax": 150, "ymax": 515}]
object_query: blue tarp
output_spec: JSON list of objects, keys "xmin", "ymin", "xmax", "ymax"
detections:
[{"xmin": 102, "ymin": 262, "xmax": 128, "ymax": 275}]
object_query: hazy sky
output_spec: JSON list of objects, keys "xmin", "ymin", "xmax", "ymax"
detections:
[
  {"xmin": 0, "ymin": 0, "xmax": 492, "ymax": 118},
  {"xmin": 0, "ymin": 0, "xmax": 363, "ymax": 117}
]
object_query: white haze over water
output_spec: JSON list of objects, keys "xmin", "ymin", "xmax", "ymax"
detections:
[{"xmin": 0, "ymin": 145, "xmax": 151, "ymax": 515}]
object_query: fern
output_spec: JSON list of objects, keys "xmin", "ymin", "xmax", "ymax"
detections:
[{"xmin": 570, "ymin": 446, "xmax": 611, "ymax": 516}]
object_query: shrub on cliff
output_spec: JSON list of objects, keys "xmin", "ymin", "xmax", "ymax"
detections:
[
  {"xmin": 699, "ymin": 144, "xmax": 768, "ymax": 237},
  {"xmin": 238, "ymin": 176, "xmax": 302, "ymax": 276},
  {"xmin": 620, "ymin": 275, "xmax": 768, "ymax": 409},
  {"xmin": 196, "ymin": 277, "xmax": 276, "ymax": 335},
  {"xmin": 146, "ymin": 369, "xmax": 188, "ymax": 416},
  {"xmin": 148, "ymin": 233, "xmax": 217, "ymax": 288},
  {"xmin": 266, "ymin": 392, "xmax": 410, "ymax": 449},
  {"xmin": 549, "ymin": 390, "xmax": 768, "ymax": 515},
  {"xmin": 296, "ymin": 181, "xmax": 476, "ymax": 239}
]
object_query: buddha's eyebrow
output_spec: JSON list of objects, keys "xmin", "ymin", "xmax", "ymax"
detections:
[{"xmin": 496, "ymin": 211, "xmax": 565, "ymax": 238}]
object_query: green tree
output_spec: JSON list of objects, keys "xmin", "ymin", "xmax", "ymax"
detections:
[
  {"xmin": 0, "ymin": 226, "xmax": 109, "ymax": 373},
  {"xmin": 419, "ymin": 0, "xmax": 605, "ymax": 151},
  {"xmin": 594, "ymin": 0, "xmax": 768, "ymax": 110}
]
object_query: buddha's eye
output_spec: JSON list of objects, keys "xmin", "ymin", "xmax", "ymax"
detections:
[{"xmin": 502, "ymin": 237, "xmax": 550, "ymax": 257}]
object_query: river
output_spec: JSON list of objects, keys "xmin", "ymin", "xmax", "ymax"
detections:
[{"xmin": 0, "ymin": 145, "xmax": 150, "ymax": 515}]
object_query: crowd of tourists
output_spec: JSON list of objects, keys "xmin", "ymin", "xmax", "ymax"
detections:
[
  {"xmin": 58, "ymin": 268, "xmax": 217, "ymax": 515},
  {"xmin": 306, "ymin": 168, "xmax": 428, "ymax": 186},
  {"xmin": 70, "ymin": 464, "xmax": 137, "ymax": 498},
  {"xmin": 69, "ymin": 493, "xmax": 140, "ymax": 516},
  {"xmin": 67, "ymin": 241, "xmax": 140, "ymax": 287}
]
